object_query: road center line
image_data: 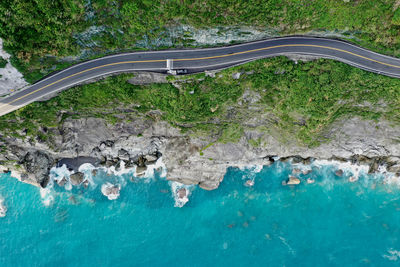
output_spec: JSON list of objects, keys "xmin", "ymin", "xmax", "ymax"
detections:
[{"xmin": 1, "ymin": 43, "xmax": 399, "ymax": 110}]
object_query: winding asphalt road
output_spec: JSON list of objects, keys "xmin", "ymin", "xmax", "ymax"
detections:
[{"xmin": 1, "ymin": 36, "xmax": 400, "ymax": 116}]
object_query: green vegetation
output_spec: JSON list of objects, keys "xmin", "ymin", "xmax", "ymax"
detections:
[
  {"xmin": 0, "ymin": 57, "xmax": 399, "ymax": 147},
  {"xmin": 2, "ymin": 1, "xmax": 400, "ymax": 81},
  {"xmin": 0, "ymin": 57, "xmax": 6, "ymax": 68}
]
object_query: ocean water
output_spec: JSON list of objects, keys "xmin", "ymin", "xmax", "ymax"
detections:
[{"xmin": 1, "ymin": 160, "xmax": 400, "ymax": 266}]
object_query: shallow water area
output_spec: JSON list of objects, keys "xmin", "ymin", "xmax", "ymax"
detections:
[{"xmin": 1, "ymin": 161, "xmax": 400, "ymax": 266}]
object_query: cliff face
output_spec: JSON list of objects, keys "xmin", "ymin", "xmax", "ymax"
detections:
[
  {"xmin": 1, "ymin": 108, "xmax": 399, "ymax": 189},
  {"xmin": 1, "ymin": 59, "xmax": 400, "ymax": 188}
]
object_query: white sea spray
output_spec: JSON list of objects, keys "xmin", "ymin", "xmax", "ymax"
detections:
[
  {"xmin": 40, "ymin": 187, "xmax": 54, "ymax": 207},
  {"xmin": 169, "ymin": 181, "xmax": 194, "ymax": 208},
  {"xmin": 239, "ymin": 164, "xmax": 263, "ymax": 186},
  {"xmin": 45, "ymin": 157, "xmax": 169, "ymax": 203},
  {"xmin": 312, "ymin": 159, "xmax": 369, "ymax": 180},
  {"xmin": 0, "ymin": 195, "xmax": 6, "ymax": 217},
  {"xmin": 383, "ymin": 248, "xmax": 400, "ymax": 261},
  {"xmin": 101, "ymin": 182, "xmax": 121, "ymax": 200}
]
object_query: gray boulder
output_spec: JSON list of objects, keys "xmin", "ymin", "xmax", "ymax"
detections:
[
  {"xmin": 70, "ymin": 172, "xmax": 85, "ymax": 185},
  {"xmin": 22, "ymin": 150, "xmax": 54, "ymax": 187}
]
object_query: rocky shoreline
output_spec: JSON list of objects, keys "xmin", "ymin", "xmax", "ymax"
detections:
[
  {"xmin": 0, "ymin": 65, "xmax": 399, "ymax": 190},
  {"xmin": 0, "ymin": 113, "xmax": 399, "ymax": 191}
]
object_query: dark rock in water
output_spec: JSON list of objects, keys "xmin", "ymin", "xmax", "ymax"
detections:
[
  {"xmin": 135, "ymin": 166, "xmax": 147, "ymax": 177},
  {"xmin": 125, "ymin": 160, "xmax": 135, "ymax": 168},
  {"xmin": 178, "ymin": 188, "xmax": 187, "ymax": 199},
  {"xmin": 68, "ymin": 195, "xmax": 78, "ymax": 205},
  {"xmin": 115, "ymin": 161, "xmax": 123, "ymax": 172},
  {"xmin": 82, "ymin": 180, "xmax": 89, "ymax": 189},
  {"xmin": 335, "ymin": 169, "xmax": 344, "ymax": 177},
  {"xmin": 92, "ymin": 169, "xmax": 98, "ymax": 177},
  {"xmin": 22, "ymin": 150, "xmax": 54, "ymax": 188},
  {"xmin": 286, "ymin": 175, "xmax": 301, "ymax": 185},
  {"xmin": 368, "ymin": 161, "xmax": 379, "ymax": 174},
  {"xmin": 101, "ymin": 183, "xmax": 121, "ymax": 200},
  {"xmin": 57, "ymin": 177, "xmax": 67, "ymax": 187},
  {"xmin": 70, "ymin": 172, "xmax": 84, "ymax": 185},
  {"xmin": 291, "ymin": 156, "xmax": 304, "ymax": 164},
  {"xmin": 136, "ymin": 155, "xmax": 146, "ymax": 167},
  {"xmin": 57, "ymin": 157, "xmax": 98, "ymax": 172},
  {"xmin": 105, "ymin": 160, "xmax": 115, "ymax": 168}
]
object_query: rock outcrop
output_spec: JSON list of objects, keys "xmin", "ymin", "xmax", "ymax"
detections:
[
  {"xmin": 101, "ymin": 183, "xmax": 121, "ymax": 200},
  {"xmin": 0, "ymin": 107, "xmax": 399, "ymax": 190}
]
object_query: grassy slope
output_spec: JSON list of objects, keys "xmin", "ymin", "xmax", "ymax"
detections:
[
  {"xmin": 0, "ymin": 57, "xmax": 399, "ymax": 147},
  {"xmin": 1, "ymin": 0, "xmax": 400, "ymax": 82}
]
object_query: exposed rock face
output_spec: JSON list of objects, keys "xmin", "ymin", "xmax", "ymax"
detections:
[
  {"xmin": 21, "ymin": 151, "xmax": 54, "ymax": 187},
  {"xmin": 286, "ymin": 176, "xmax": 301, "ymax": 185},
  {"xmin": 0, "ymin": 109, "xmax": 399, "ymax": 190},
  {"xmin": 101, "ymin": 183, "xmax": 121, "ymax": 200},
  {"xmin": 70, "ymin": 172, "xmax": 85, "ymax": 186}
]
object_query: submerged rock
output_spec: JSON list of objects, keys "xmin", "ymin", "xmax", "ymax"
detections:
[
  {"xmin": 292, "ymin": 168, "xmax": 301, "ymax": 174},
  {"xmin": 101, "ymin": 183, "xmax": 121, "ymax": 200},
  {"xmin": 82, "ymin": 180, "xmax": 89, "ymax": 189},
  {"xmin": 335, "ymin": 169, "xmax": 344, "ymax": 177},
  {"xmin": 57, "ymin": 177, "xmax": 67, "ymax": 187},
  {"xmin": 349, "ymin": 176, "xmax": 358, "ymax": 183},
  {"xmin": 70, "ymin": 172, "xmax": 85, "ymax": 185},
  {"xmin": 178, "ymin": 188, "xmax": 187, "ymax": 199},
  {"xmin": 173, "ymin": 186, "xmax": 189, "ymax": 208},
  {"xmin": 135, "ymin": 166, "xmax": 147, "ymax": 177},
  {"xmin": 286, "ymin": 176, "xmax": 301, "ymax": 185},
  {"xmin": 244, "ymin": 180, "xmax": 255, "ymax": 187}
]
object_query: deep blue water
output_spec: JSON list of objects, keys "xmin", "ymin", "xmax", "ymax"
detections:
[{"xmin": 1, "ymin": 161, "xmax": 400, "ymax": 266}]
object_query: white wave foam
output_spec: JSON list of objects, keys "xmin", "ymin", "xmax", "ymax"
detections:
[
  {"xmin": 78, "ymin": 163, "xmax": 97, "ymax": 187},
  {"xmin": 101, "ymin": 182, "xmax": 121, "ymax": 200},
  {"xmin": 137, "ymin": 157, "xmax": 167, "ymax": 180},
  {"xmin": 383, "ymin": 249, "xmax": 400, "ymax": 261},
  {"xmin": 238, "ymin": 165, "xmax": 263, "ymax": 186},
  {"xmin": 45, "ymin": 157, "xmax": 168, "ymax": 202},
  {"xmin": 0, "ymin": 195, "xmax": 6, "ymax": 217},
  {"xmin": 170, "ymin": 181, "xmax": 194, "ymax": 208},
  {"xmin": 40, "ymin": 187, "xmax": 54, "ymax": 207},
  {"xmin": 49, "ymin": 164, "xmax": 73, "ymax": 190},
  {"xmin": 312, "ymin": 159, "xmax": 369, "ymax": 180}
]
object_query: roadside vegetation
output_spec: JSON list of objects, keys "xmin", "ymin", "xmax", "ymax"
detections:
[
  {"xmin": 0, "ymin": 57, "xmax": 6, "ymax": 68},
  {"xmin": 0, "ymin": 57, "xmax": 399, "ymax": 147},
  {"xmin": 1, "ymin": 0, "xmax": 400, "ymax": 82}
]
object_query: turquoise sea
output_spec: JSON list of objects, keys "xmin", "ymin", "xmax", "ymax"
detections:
[{"xmin": 1, "ymin": 160, "xmax": 400, "ymax": 266}]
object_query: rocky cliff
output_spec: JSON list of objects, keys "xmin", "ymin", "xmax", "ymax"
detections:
[
  {"xmin": 1, "ymin": 103, "xmax": 399, "ymax": 190},
  {"xmin": 1, "ymin": 63, "xmax": 400, "ymax": 189}
]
